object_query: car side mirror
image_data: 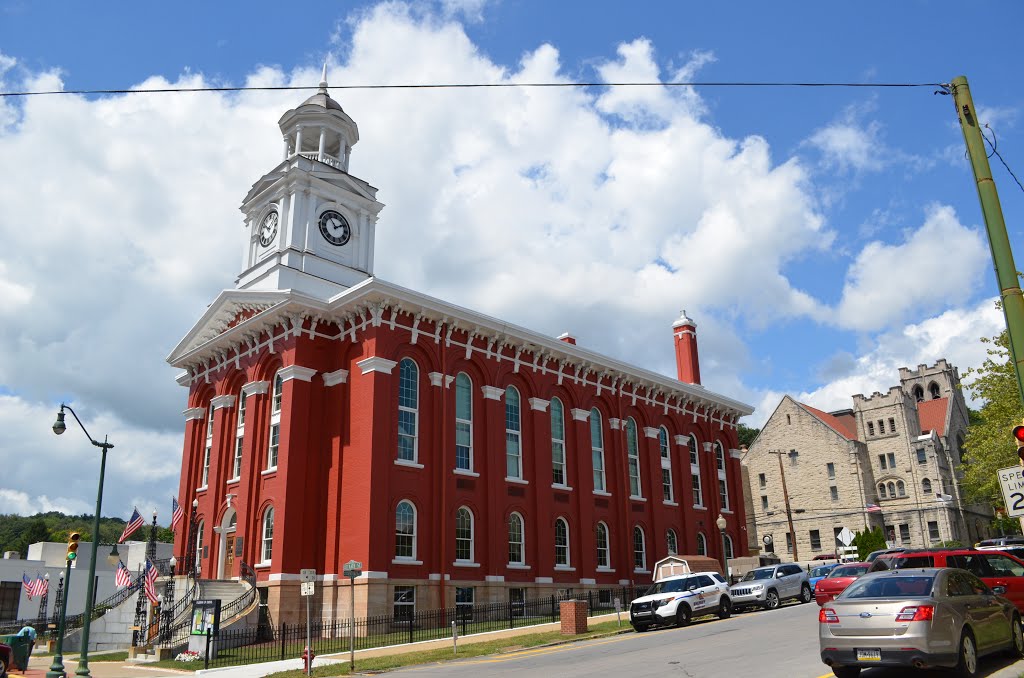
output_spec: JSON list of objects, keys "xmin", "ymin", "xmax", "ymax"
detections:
[
  {"xmin": 776, "ymin": 572, "xmax": 784, "ymax": 578},
  {"xmin": 993, "ymin": 586, "xmax": 1007, "ymax": 595}
]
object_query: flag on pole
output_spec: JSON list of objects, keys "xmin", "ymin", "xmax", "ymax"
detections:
[
  {"xmin": 171, "ymin": 497, "xmax": 184, "ymax": 531},
  {"xmin": 115, "ymin": 561, "xmax": 133, "ymax": 588},
  {"xmin": 22, "ymin": 573, "xmax": 33, "ymax": 599},
  {"xmin": 30, "ymin": 574, "xmax": 47, "ymax": 598},
  {"xmin": 865, "ymin": 503, "xmax": 882, "ymax": 513},
  {"xmin": 119, "ymin": 507, "xmax": 145, "ymax": 543},
  {"xmin": 144, "ymin": 559, "xmax": 159, "ymax": 604}
]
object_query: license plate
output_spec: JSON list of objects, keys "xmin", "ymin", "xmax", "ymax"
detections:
[
  {"xmin": 856, "ymin": 649, "xmax": 881, "ymax": 661},
  {"xmin": 633, "ymin": 612, "xmax": 651, "ymax": 617}
]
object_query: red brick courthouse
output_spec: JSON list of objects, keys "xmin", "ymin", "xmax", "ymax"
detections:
[{"xmin": 167, "ymin": 75, "xmax": 754, "ymax": 621}]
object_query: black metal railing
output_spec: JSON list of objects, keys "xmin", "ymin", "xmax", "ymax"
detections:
[
  {"xmin": 220, "ymin": 563, "xmax": 258, "ymax": 624},
  {"xmin": 64, "ymin": 571, "xmax": 146, "ymax": 631}
]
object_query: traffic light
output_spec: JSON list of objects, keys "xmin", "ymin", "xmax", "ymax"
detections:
[
  {"xmin": 1014, "ymin": 422, "xmax": 1024, "ymax": 463},
  {"xmin": 66, "ymin": 532, "xmax": 80, "ymax": 561}
]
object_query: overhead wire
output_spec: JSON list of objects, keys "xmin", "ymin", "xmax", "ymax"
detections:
[{"xmin": 982, "ymin": 124, "xmax": 1024, "ymax": 195}]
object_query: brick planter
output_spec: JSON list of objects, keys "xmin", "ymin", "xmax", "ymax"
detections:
[{"xmin": 560, "ymin": 600, "xmax": 588, "ymax": 635}]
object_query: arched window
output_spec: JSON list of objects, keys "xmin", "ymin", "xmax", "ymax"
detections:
[
  {"xmin": 595, "ymin": 522, "xmax": 610, "ymax": 568},
  {"xmin": 659, "ymin": 427, "xmax": 674, "ymax": 503},
  {"xmin": 260, "ymin": 507, "xmax": 274, "ymax": 564},
  {"xmin": 633, "ymin": 526, "xmax": 647, "ymax": 571},
  {"xmin": 550, "ymin": 397, "xmax": 567, "ymax": 486},
  {"xmin": 929, "ymin": 382, "xmax": 941, "ymax": 399},
  {"xmin": 397, "ymin": 358, "xmax": 419, "ymax": 462},
  {"xmin": 554, "ymin": 518, "xmax": 570, "ymax": 567},
  {"xmin": 195, "ymin": 519, "xmax": 205, "ymax": 571},
  {"xmin": 508, "ymin": 512, "xmax": 524, "ymax": 565},
  {"xmin": 455, "ymin": 507, "xmax": 474, "ymax": 563},
  {"xmin": 724, "ymin": 535, "xmax": 734, "ymax": 560},
  {"xmin": 689, "ymin": 434, "xmax": 703, "ymax": 507},
  {"xmin": 232, "ymin": 390, "xmax": 246, "ymax": 480},
  {"xmin": 202, "ymin": 403, "xmax": 214, "ymax": 486},
  {"xmin": 897, "ymin": 480, "xmax": 906, "ymax": 497},
  {"xmin": 696, "ymin": 532, "xmax": 707, "ymax": 556},
  {"xmin": 913, "ymin": 385, "xmax": 924, "ymax": 402},
  {"xmin": 505, "ymin": 386, "xmax": 522, "ymax": 479},
  {"xmin": 625, "ymin": 418, "xmax": 642, "ymax": 498},
  {"xmin": 887, "ymin": 481, "xmax": 896, "ymax": 497},
  {"xmin": 395, "ymin": 501, "xmax": 416, "ymax": 560},
  {"xmin": 455, "ymin": 372, "xmax": 473, "ymax": 471},
  {"xmin": 922, "ymin": 478, "xmax": 932, "ymax": 494},
  {"xmin": 878, "ymin": 483, "xmax": 887, "ymax": 499},
  {"xmin": 590, "ymin": 408, "xmax": 606, "ymax": 492},
  {"xmin": 666, "ymin": 529, "xmax": 678, "ymax": 555},
  {"xmin": 715, "ymin": 442, "xmax": 729, "ymax": 510},
  {"xmin": 267, "ymin": 372, "xmax": 283, "ymax": 470}
]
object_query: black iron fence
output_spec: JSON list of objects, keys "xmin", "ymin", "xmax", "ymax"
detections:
[{"xmin": 193, "ymin": 585, "xmax": 650, "ymax": 670}]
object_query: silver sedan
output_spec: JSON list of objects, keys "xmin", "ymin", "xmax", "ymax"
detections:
[{"xmin": 818, "ymin": 567, "xmax": 1024, "ymax": 678}]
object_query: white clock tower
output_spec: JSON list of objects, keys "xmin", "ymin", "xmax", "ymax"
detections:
[{"xmin": 236, "ymin": 67, "xmax": 384, "ymax": 300}]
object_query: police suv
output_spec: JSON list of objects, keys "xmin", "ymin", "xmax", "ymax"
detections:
[{"xmin": 628, "ymin": 571, "xmax": 731, "ymax": 631}]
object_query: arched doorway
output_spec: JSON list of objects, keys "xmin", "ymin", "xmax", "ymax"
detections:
[{"xmin": 217, "ymin": 508, "xmax": 237, "ymax": 579}]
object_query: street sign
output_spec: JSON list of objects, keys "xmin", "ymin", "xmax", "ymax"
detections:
[
  {"xmin": 343, "ymin": 559, "xmax": 363, "ymax": 578},
  {"xmin": 300, "ymin": 581, "xmax": 315, "ymax": 597},
  {"xmin": 300, "ymin": 568, "xmax": 317, "ymax": 583},
  {"xmin": 837, "ymin": 527, "xmax": 855, "ymax": 547},
  {"xmin": 998, "ymin": 465, "xmax": 1024, "ymax": 517}
]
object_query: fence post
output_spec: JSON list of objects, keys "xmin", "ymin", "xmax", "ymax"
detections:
[
  {"xmin": 408, "ymin": 611, "xmax": 414, "ymax": 645},
  {"xmin": 280, "ymin": 622, "xmax": 286, "ymax": 661},
  {"xmin": 204, "ymin": 627, "xmax": 211, "ymax": 670},
  {"xmin": 588, "ymin": 590, "xmax": 593, "ymax": 616},
  {"xmin": 508, "ymin": 599, "xmax": 513, "ymax": 630},
  {"xmin": 551, "ymin": 595, "xmax": 556, "ymax": 623},
  {"xmin": 461, "ymin": 607, "xmax": 467, "ymax": 637}
]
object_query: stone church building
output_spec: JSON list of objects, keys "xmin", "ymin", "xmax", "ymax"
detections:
[{"xmin": 743, "ymin": 359, "xmax": 991, "ymax": 560}]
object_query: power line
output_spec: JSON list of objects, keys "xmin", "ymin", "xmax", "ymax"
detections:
[{"xmin": 0, "ymin": 80, "xmax": 947, "ymax": 98}]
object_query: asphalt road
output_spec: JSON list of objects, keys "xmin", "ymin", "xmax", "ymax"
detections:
[{"xmin": 389, "ymin": 601, "xmax": 1024, "ymax": 678}]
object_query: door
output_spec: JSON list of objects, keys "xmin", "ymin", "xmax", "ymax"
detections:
[
  {"xmin": 980, "ymin": 552, "xmax": 1024, "ymax": 613},
  {"xmin": 695, "ymin": 575, "xmax": 719, "ymax": 609},
  {"xmin": 225, "ymin": 535, "xmax": 236, "ymax": 575},
  {"xmin": 956, "ymin": 571, "xmax": 1005, "ymax": 651}
]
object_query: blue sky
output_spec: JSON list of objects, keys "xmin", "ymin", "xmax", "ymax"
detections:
[{"xmin": 0, "ymin": 0, "xmax": 1022, "ymax": 518}]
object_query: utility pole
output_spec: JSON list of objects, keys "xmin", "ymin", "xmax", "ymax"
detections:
[{"xmin": 769, "ymin": 450, "xmax": 799, "ymax": 562}]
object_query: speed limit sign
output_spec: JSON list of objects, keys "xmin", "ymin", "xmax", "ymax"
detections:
[{"xmin": 998, "ymin": 466, "xmax": 1024, "ymax": 517}]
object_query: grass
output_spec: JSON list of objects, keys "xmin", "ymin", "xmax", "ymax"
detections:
[
  {"xmin": 88, "ymin": 651, "xmax": 130, "ymax": 662},
  {"xmin": 263, "ymin": 618, "xmax": 630, "ymax": 678}
]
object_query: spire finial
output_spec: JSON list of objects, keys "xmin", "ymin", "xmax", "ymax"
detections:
[{"xmin": 318, "ymin": 62, "xmax": 329, "ymax": 93}]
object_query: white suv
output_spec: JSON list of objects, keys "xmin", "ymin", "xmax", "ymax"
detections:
[
  {"xmin": 728, "ymin": 563, "xmax": 811, "ymax": 610},
  {"xmin": 628, "ymin": 571, "xmax": 731, "ymax": 631}
]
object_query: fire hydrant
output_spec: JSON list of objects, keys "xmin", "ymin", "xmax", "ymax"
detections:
[{"xmin": 301, "ymin": 645, "xmax": 315, "ymax": 673}]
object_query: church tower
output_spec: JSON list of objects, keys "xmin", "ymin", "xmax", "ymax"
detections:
[{"xmin": 236, "ymin": 67, "xmax": 384, "ymax": 299}]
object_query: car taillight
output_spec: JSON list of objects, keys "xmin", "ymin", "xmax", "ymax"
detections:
[
  {"xmin": 895, "ymin": 605, "xmax": 934, "ymax": 622},
  {"xmin": 819, "ymin": 607, "xmax": 840, "ymax": 623}
]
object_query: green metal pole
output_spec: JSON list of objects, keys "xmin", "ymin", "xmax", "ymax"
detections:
[
  {"xmin": 76, "ymin": 439, "xmax": 110, "ymax": 678},
  {"xmin": 950, "ymin": 75, "xmax": 1024, "ymax": 406},
  {"xmin": 46, "ymin": 559, "xmax": 73, "ymax": 678}
]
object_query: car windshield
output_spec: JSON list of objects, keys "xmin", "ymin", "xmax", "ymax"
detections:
[
  {"xmin": 811, "ymin": 566, "xmax": 834, "ymax": 577},
  {"xmin": 649, "ymin": 578, "xmax": 689, "ymax": 594},
  {"xmin": 841, "ymin": 575, "xmax": 935, "ymax": 599},
  {"xmin": 828, "ymin": 565, "xmax": 868, "ymax": 578},
  {"xmin": 742, "ymin": 568, "xmax": 775, "ymax": 581}
]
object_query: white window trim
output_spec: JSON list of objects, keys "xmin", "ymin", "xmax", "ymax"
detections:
[
  {"xmin": 625, "ymin": 419, "xmax": 643, "ymax": 499},
  {"xmin": 395, "ymin": 500, "xmax": 417, "ymax": 561},
  {"xmin": 455, "ymin": 507, "xmax": 475, "ymax": 564},
  {"xmin": 551, "ymin": 483, "xmax": 574, "ymax": 491},
  {"xmin": 453, "ymin": 468, "xmax": 480, "ymax": 478},
  {"xmin": 551, "ymin": 398, "xmax": 567, "ymax": 487},
  {"xmin": 505, "ymin": 386, "xmax": 523, "ymax": 480},
  {"xmin": 591, "ymin": 408, "xmax": 607, "ymax": 493},
  {"xmin": 260, "ymin": 508, "xmax": 274, "ymax": 565},
  {"xmin": 554, "ymin": 518, "xmax": 571, "ymax": 568},
  {"xmin": 659, "ymin": 427, "xmax": 674, "ymax": 504},
  {"xmin": 397, "ymin": 358, "xmax": 420, "ymax": 464},
  {"xmin": 455, "ymin": 373, "xmax": 474, "ymax": 473},
  {"xmin": 505, "ymin": 476, "xmax": 529, "ymax": 485},
  {"xmin": 394, "ymin": 459, "xmax": 425, "ymax": 469},
  {"xmin": 508, "ymin": 512, "xmax": 526, "ymax": 566}
]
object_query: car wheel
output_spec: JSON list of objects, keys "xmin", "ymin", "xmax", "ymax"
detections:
[
  {"xmin": 675, "ymin": 604, "xmax": 691, "ymax": 628},
  {"xmin": 956, "ymin": 630, "xmax": 979, "ymax": 678},
  {"xmin": 717, "ymin": 597, "xmax": 732, "ymax": 619},
  {"xmin": 632, "ymin": 622, "xmax": 650, "ymax": 633},
  {"xmin": 1011, "ymin": 614, "xmax": 1024, "ymax": 658},
  {"xmin": 765, "ymin": 590, "xmax": 780, "ymax": 610},
  {"xmin": 832, "ymin": 666, "xmax": 860, "ymax": 678},
  {"xmin": 0, "ymin": 656, "xmax": 7, "ymax": 678},
  {"xmin": 799, "ymin": 583, "xmax": 812, "ymax": 604}
]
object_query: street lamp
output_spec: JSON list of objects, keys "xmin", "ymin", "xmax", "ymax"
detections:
[
  {"xmin": 52, "ymin": 404, "xmax": 113, "ymax": 678},
  {"xmin": 716, "ymin": 514, "xmax": 729, "ymax": 583}
]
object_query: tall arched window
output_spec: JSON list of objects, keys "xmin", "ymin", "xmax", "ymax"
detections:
[
  {"xmin": 267, "ymin": 372, "xmax": 283, "ymax": 470},
  {"xmin": 505, "ymin": 386, "xmax": 522, "ymax": 479},
  {"xmin": 455, "ymin": 373, "xmax": 473, "ymax": 471},
  {"xmin": 922, "ymin": 478, "xmax": 932, "ymax": 494},
  {"xmin": 689, "ymin": 434, "xmax": 703, "ymax": 507},
  {"xmin": 715, "ymin": 442, "xmax": 729, "ymax": 510},
  {"xmin": 455, "ymin": 507, "xmax": 474, "ymax": 563},
  {"xmin": 395, "ymin": 501, "xmax": 416, "ymax": 560},
  {"xmin": 202, "ymin": 404, "xmax": 214, "ymax": 486},
  {"xmin": 625, "ymin": 418, "xmax": 642, "ymax": 498},
  {"xmin": 590, "ymin": 408, "xmax": 606, "ymax": 492},
  {"xmin": 897, "ymin": 480, "xmax": 906, "ymax": 497},
  {"xmin": 397, "ymin": 358, "xmax": 419, "ymax": 463},
  {"xmin": 929, "ymin": 382, "xmax": 941, "ymax": 399},
  {"xmin": 887, "ymin": 481, "xmax": 896, "ymax": 497},
  {"xmin": 913, "ymin": 385, "xmax": 924, "ymax": 402},
  {"xmin": 550, "ymin": 397, "xmax": 567, "ymax": 486},
  {"xmin": 724, "ymin": 535, "xmax": 734, "ymax": 560},
  {"xmin": 667, "ymin": 529, "xmax": 678, "ymax": 555},
  {"xmin": 595, "ymin": 522, "xmax": 610, "ymax": 568},
  {"xmin": 878, "ymin": 483, "xmax": 887, "ymax": 499},
  {"xmin": 696, "ymin": 532, "xmax": 707, "ymax": 556},
  {"xmin": 554, "ymin": 518, "xmax": 570, "ymax": 567},
  {"xmin": 260, "ymin": 507, "xmax": 274, "ymax": 564},
  {"xmin": 232, "ymin": 390, "xmax": 246, "ymax": 480},
  {"xmin": 633, "ymin": 526, "xmax": 647, "ymax": 571},
  {"xmin": 508, "ymin": 513, "xmax": 525, "ymax": 565},
  {"xmin": 659, "ymin": 427, "xmax": 674, "ymax": 503},
  {"xmin": 195, "ymin": 519, "xmax": 205, "ymax": 571}
]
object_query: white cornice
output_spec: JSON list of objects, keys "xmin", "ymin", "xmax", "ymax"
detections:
[
  {"xmin": 211, "ymin": 395, "xmax": 236, "ymax": 410},
  {"xmin": 729, "ymin": 448, "xmax": 742, "ymax": 459},
  {"xmin": 643, "ymin": 426, "xmax": 660, "ymax": 439},
  {"xmin": 674, "ymin": 435, "xmax": 688, "ymax": 447},
  {"xmin": 357, "ymin": 356, "xmax": 397, "ymax": 375},
  {"xmin": 279, "ymin": 365, "xmax": 317, "ymax": 382},
  {"xmin": 183, "ymin": 407, "xmax": 205, "ymax": 421},
  {"xmin": 482, "ymin": 386, "xmax": 505, "ymax": 401},
  {"xmin": 570, "ymin": 408, "xmax": 590, "ymax": 422},
  {"xmin": 242, "ymin": 380, "xmax": 270, "ymax": 396},
  {"xmin": 529, "ymin": 397, "xmax": 549, "ymax": 412},
  {"xmin": 609, "ymin": 418, "xmax": 621, "ymax": 430},
  {"xmin": 323, "ymin": 369, "xmax": 349, "ymax": 387}
]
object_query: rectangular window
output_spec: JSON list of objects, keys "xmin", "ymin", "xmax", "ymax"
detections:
[
  {"xmin": 888, "ymin": 417, "xmax": 896, "ymax": 434},
  {"xmin": 551, "ymin": 402, "xmax": 566, "ymax": 486},
  {"xmin": 662, "ymin": 469, "xmax": 673, "ymax": 502},
  {"xmin": 785, "ymin": 532, "xmax": 793, "ymax": 552},
  {"xmin": 928, "ymin": 521, "xmax": 940, "ymax": 542},
  {"xmin": 916, "ymin": 448, "xmax": 927, "ymax": 464},
  {"xmin": 691, "ymin": 473, "xmax": 703, "ymax": 507},
  {"xmin": 758, "ymin": 473, "xmax": 766, "ymax": 489},
  {"xmin": 455, "ymin": 419, "xmax": 472, "ymax": 471},
  {"xmin": 867, "ymin": 421, "xmax": 874, "ymax": 436},
  {"xmin": 834, "ymin": 527, "xmax": 843, "ymax": 547},
  {"xmin": 232, "ymin": 437, "xmax": 243, "ymax": 479},
  {"xmin": 878, "ymin": 419, "xmax": 885, "ymax": 434},
  {"xmin": 591, "ymin": 413, "xmax": 606, "ymax": 492},
  {"xmin": 887, "ymin": 453, "xmax": 896, "ymax": 469},
  {"xmin": 398, "ymin": 409, "xmax": 417, "ymax": 462},
  {"xmin": 455, "ymin": 375, "xmax": 472, "ymax": 471},
  {"xmin": 826, "ymin": 463, "xmax": 835, "ymax": 480},
  {"xmin": 455, "ymin": 587, "xmax": 474, "ymax": 620},
  {"xmin": 268, "ymin": 423, "xmax": 279, "ymax": 469},
  {"xmin": 830, "ymin": 486, "xmax": 839, "ymax": 501},
  {"xmin": 719, "ymin": 479, "xmax": 729, "ymax": 510},
  {"xmin": 626, "ymin": 422, "xmax": 642, "ymax": 498},
  {"xmin": 761, "ymin": 495, "xmax": 768, "ymax": 511},
  {"xmin": 238, "ymin": 392, "xmax": 247, "ymax": 426},
  {"xmin": 878, "ymin": 453, "xmax": 886, "ymax": 469},
  {"xmin": 505, "ymin": 393, "xmax": 522, "ymax": 479},
  {"xmin": 509, "ymin": 588, "xmax": 526, "ymax": 617},
  {"xmin": 0, "ymin": 582, "xmax": 19, "ymax": 622},
  {"xmin": 899, "ymin": 523, "xmax": 911, "ymax": 544},
  {"xmin": 393, "ymin": 586, "xmax": 415, "ymax": 620},
  {"xmin": 202, "ymin": 445, "xmax": 211, "ymax": 487},
  {"xmin": 810, "ymin": 530, "xmax": 821, "ymax": 550}
]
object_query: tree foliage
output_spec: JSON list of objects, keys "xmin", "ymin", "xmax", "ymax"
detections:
[
  {"xmin": 851, "ymin": 526, "xmax": 886, "ymax": 561},
  {"xmin": 738, "ymin": 424, "xmax": 761, "ymax": 448},
  {"xmin": 961, "ymin": 328, "xmax": 1024, "ymax": 505},
  {"xmin": 0, "ymin": 511, "xmax": 174, "ymax": 557}
]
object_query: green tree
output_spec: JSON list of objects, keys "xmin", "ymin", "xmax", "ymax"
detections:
[
  {"xmin": 961, "ymin": 328, "xmax": 1024, "ymax": 504},
  {"xmin": 738, "ymin": 424, "xmax": 760, "ymax": 448},
  {"xmin": 851, "ymin": 526, "xmax": 886, "ymax": 561}
]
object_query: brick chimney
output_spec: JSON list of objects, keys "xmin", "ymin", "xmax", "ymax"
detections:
[
  {"xmin": 673, "ymin": 310, "xmax": 701, "ymax": 385},
  {"xmin": 557, "ymin": 332, "xmax": 576, "ymax": 345}
]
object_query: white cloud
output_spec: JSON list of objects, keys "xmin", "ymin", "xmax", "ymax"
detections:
[{"xmin": 806, "ymin": 103, "xmax": 885, "ymax": 173}]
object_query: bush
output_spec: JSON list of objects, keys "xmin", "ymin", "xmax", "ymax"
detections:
[{"xmin": 852, "ymin": 527, "xmax": 886, "ymax": 561}]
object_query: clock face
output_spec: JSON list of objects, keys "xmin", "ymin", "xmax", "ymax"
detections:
[
  {"xmin": 318, "ymin": 210, "xmax": 351, "ymax": 246},
  {"xmin": 259, "ymin": 210, "xmax": 279, "ymax": 247}
]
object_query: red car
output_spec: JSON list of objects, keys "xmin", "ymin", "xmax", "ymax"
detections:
[
  {"xmin": 813, "ymin": 562, "xmax": 871, "ymax": 606},
  {"xmin": 0, "ymin": 642, "xmax": 11, "ymax": 677}
]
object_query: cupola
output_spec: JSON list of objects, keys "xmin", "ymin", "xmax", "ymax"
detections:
[{"xmin": 277, "ymin": 65, "xmax": 359, "ymax": 172}]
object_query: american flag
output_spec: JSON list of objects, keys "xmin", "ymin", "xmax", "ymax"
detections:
[
  {"xmin": 119, "ymin": 507, "xmax": 145, "ymax": 543},
  {"xmin": 21, "ymin": 573, "xmax": 33, "ymax": 599},
  {"xmin": 114, "ymin": 561, "xmax": 132, "ymax": 588},
  {"xmin": 866, "ymin": 504, "xmax": 882, "ymax": 513},
  {"xmin": 143, "ymin": 559, "xmax": 159, "ymax": 605},
  {"xmin": 30, "ymin": 575, "xmax": 47, "ymax": 598},
  {"xmin": 171, "ymin": 497, "xmax": 184, "ymax": 532}
]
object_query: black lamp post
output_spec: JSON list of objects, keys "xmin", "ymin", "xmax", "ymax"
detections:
[
  {"xmin": 716, "ymin": 513, "xmax": 730, "ymax": 583},
  {"xmin": 37, "ymin": 573, "xmax": 50, "ymax": 626},
  {"xmin": 159, "ymin": 556, "xmax": 176, "ymax": 643},
  {"xmin": 50, "ymin": 571, "xmax": 64, "ymax": 640},
  {"xmin": 52, "ymin": 404, "xmax": 112, "ymax": 678},
  {"xmin": 186, "ymin": 499, "xmax": 199, "ymax": 578}
]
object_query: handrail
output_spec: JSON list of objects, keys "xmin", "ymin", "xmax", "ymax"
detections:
[{"xmin": 64, "ymin": 571, "xmax": 145, "ymax": 630}]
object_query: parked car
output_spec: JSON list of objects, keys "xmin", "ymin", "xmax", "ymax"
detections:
[
  {"xmin": 865, "ymin": 547, "xmax": 905, "ymax": 562},
  {"xmin": 729, "ymin": 562, "xmax": 811, "ymax": 610},
  {"xmin": 628, "ymin": 571, "xmax": 731, "ymax": 631},
  {"xmin": 813, "ymin": 553, "xmax": 839, "ymax": 561},
  {"xmin": 0, "ymin": 642, "xmax": 10, "ymax": 678},
  {"xmin": 872, "ymin": 548, "xmax": 1024, "ymax": 613},
  {"xmin": 819, "ymin": 568, "xmax": 1024, "ymax": 678},
  {"xmin": 814, "ymin": 562, "xmax": 871, "ymax": 605},
  {"xmin": 976, "ymin": 536, "xmax": 1024, "ymax": 548},
  {"xmin": 809, "ymin": 563, "xmax": 840, "ymax": 591}
]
